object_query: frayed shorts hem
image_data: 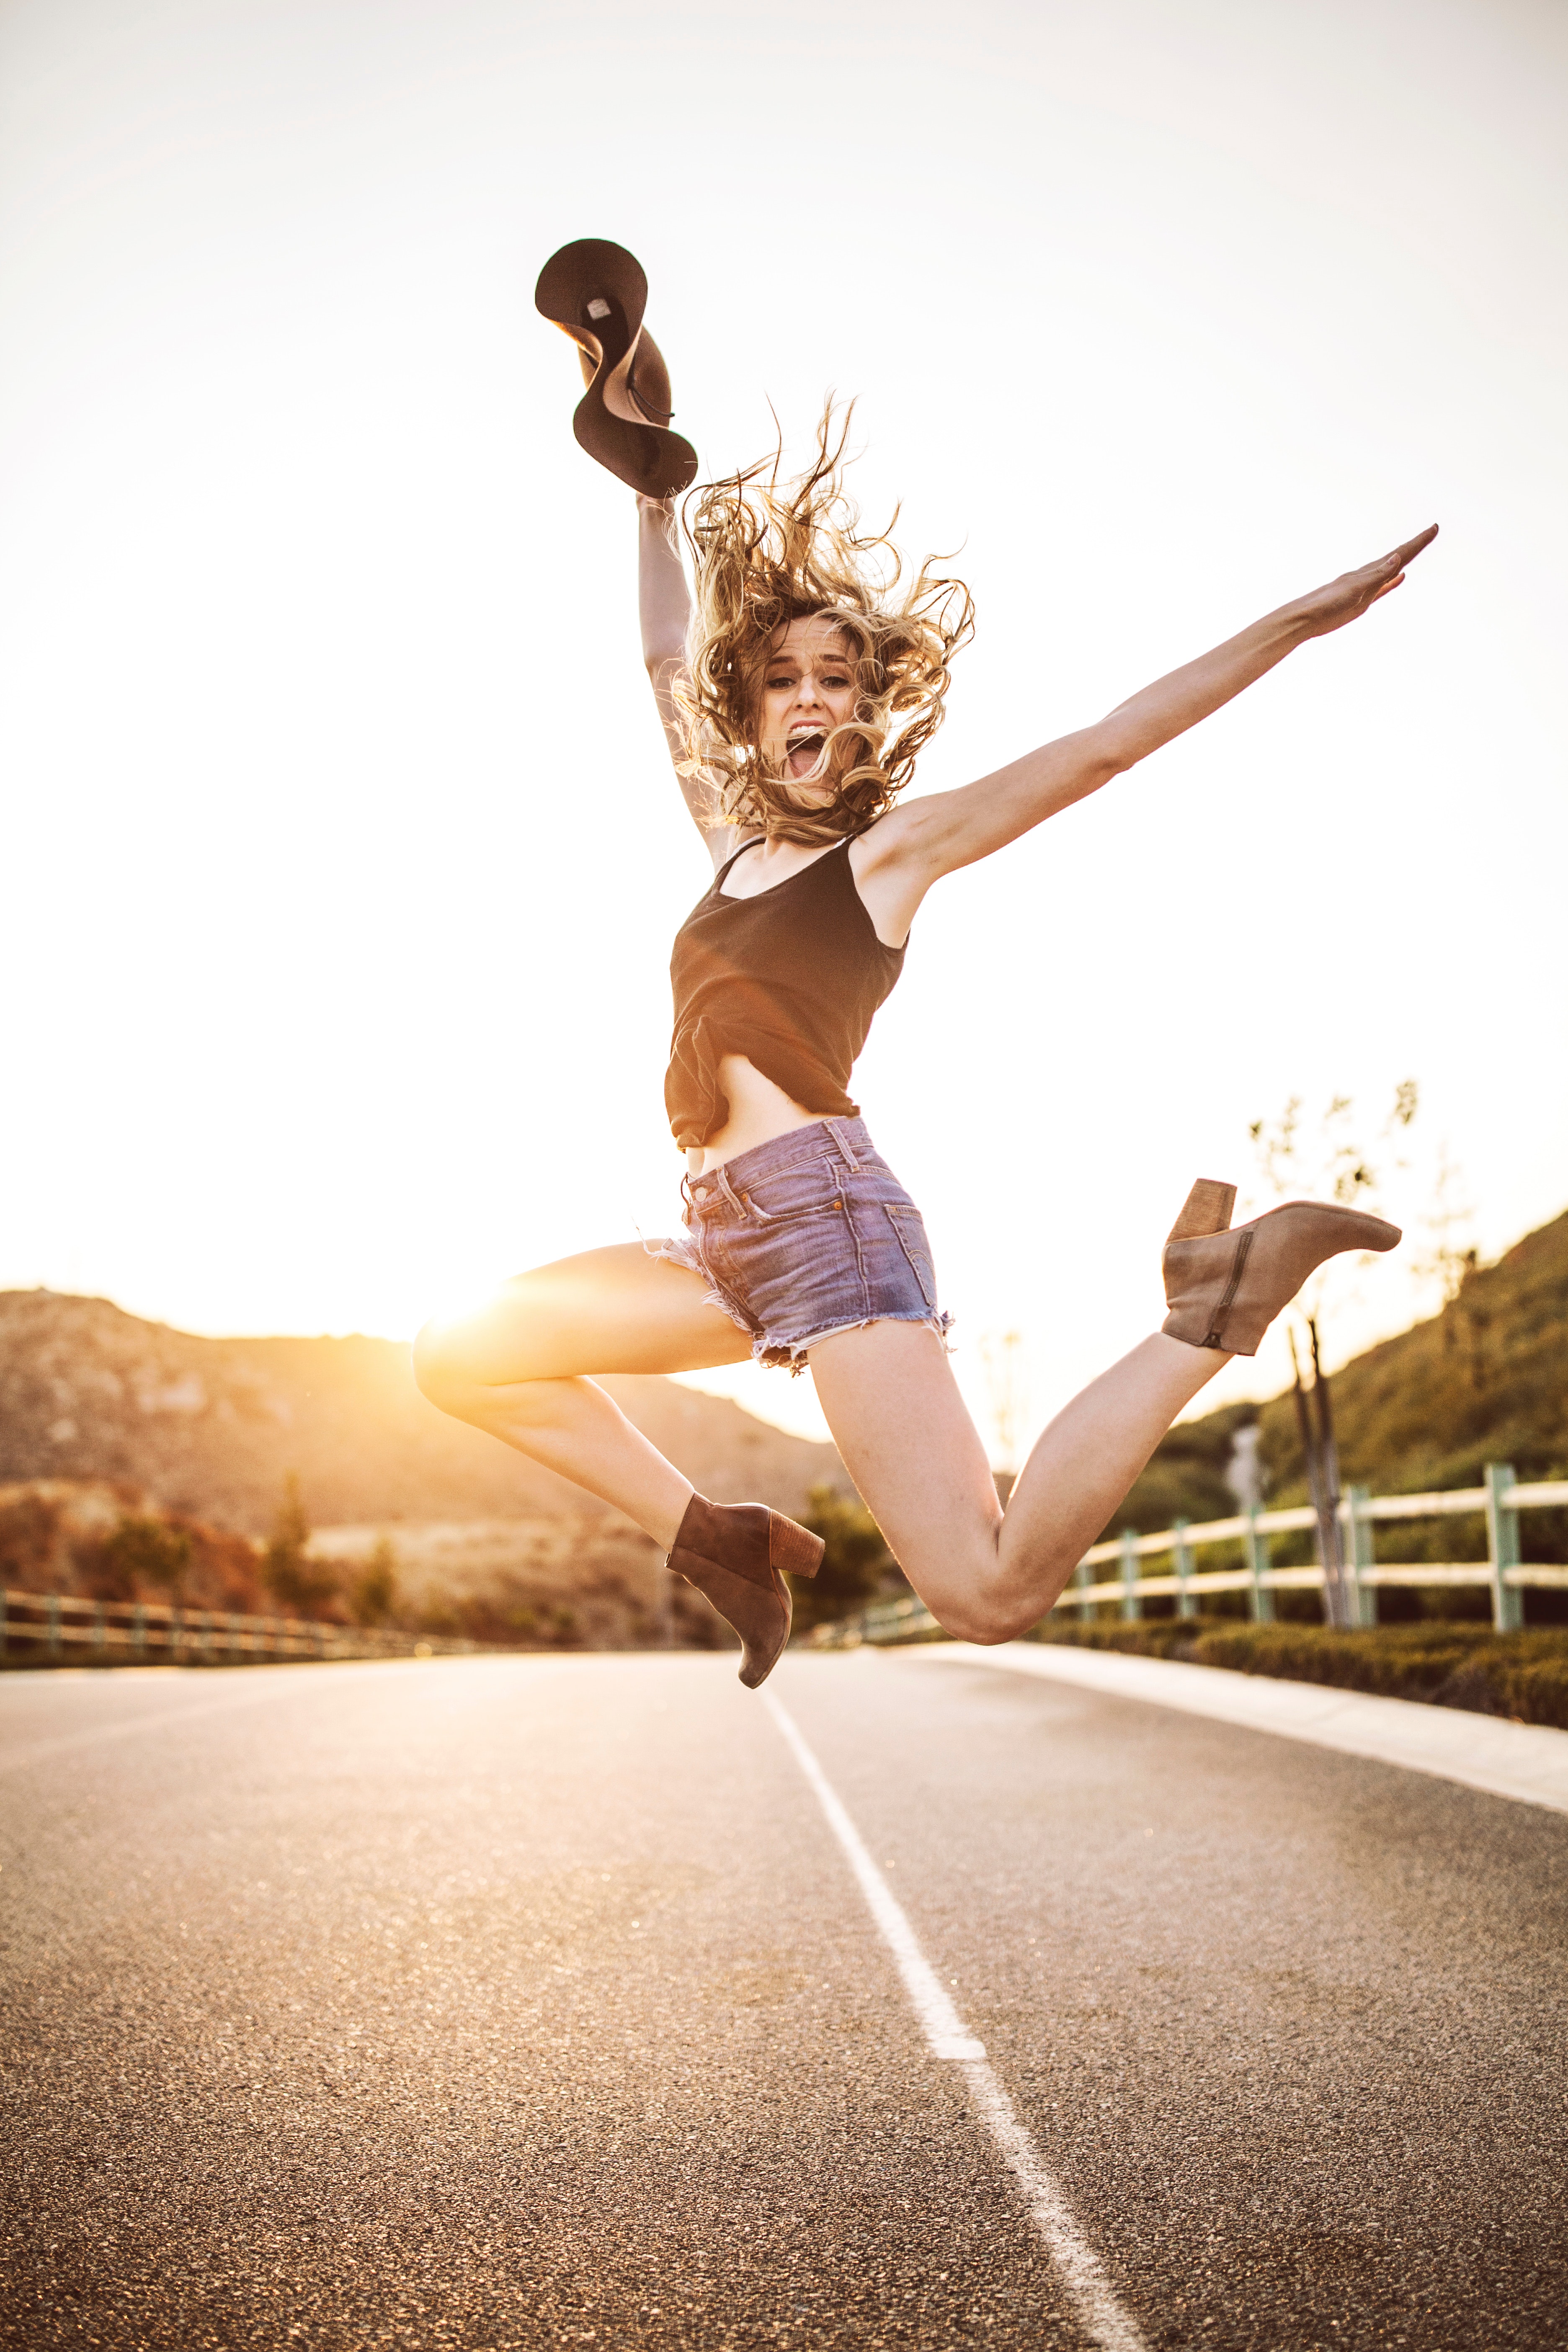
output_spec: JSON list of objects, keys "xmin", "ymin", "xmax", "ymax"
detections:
[
  {"xmin": 757, "ymin": 1308, "xmax": 955, "ymax": 1377},
  {"xmin": 645, "ymin": 1230, "xmax": 953, "ymax": 1377}
]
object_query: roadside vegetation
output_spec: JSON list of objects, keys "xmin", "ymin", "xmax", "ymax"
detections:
[
  {"xmin": 0, "ymin": 1478, "xmax": 729, "ymax": 1658},
  {"xmin": 794, "ymin": 1483, "xmax": 903, "ymax": 1635},
  {"xmin": 1034, "ymin": 1617, "xmax": 1568, "ymax": 1730}
]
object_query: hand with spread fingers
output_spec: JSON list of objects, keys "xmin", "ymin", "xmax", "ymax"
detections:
[{"xmin": 1289, "ymin": 525, "xmax": 1439, "ymax": 639}]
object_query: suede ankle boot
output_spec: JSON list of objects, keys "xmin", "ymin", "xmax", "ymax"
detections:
[
  {"xmin": 667, "ymin": 1495, "xmax": 825, "ymax": 1689},
  {"xmin": 1161, "ymin": 1179, "xmax": 1400, "ymax": 1357}
]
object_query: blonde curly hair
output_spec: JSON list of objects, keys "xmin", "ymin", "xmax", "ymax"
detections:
[{"xmin": 673, "ymin": 404, "xmax": 974, "ymax": 846}]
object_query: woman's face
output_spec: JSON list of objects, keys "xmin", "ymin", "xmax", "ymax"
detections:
[{"xmin": 756, "ymin": 618, "xmax": 860, "ymax": 807}]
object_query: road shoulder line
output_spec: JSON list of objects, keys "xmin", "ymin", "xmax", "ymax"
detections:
[
  {"xmin": 763, "ymin": 1688, "xmax": 1148, "ymax": 2352},
  {"xmin": 890, "ymin": 1643, "xmax": 1568, "ymax": 1815}
]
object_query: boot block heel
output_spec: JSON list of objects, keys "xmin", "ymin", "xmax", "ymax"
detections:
[
  {"xmin": 1166, "ymin": 1178, "xmax": 1238, "ymax": 1246},
  {"xmin": 769, "ymin": 1513, "xmax": 825, "ymax": 1580}
]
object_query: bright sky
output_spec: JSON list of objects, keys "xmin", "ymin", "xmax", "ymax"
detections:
[{"xmin": 3, "ymin": 0, "xmax": 1564, "ymax": 1455}]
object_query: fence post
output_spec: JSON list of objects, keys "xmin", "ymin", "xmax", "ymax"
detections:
[
  {"xmin": 1173, "ymin": 1519, "xmax": 1194, "ymax": 1620},
  {"xmin": 0, "ymin": 1588, "xmax": 6, "ymax": 1657},
  {"xmin": 1244, "ymin": 1513, "xmax": 1274, "ymax": 1624},
  {"xmin": 46, "ymin": 1593, "xmax": 61, "ymax": 1658},
  {"xmin": 1484, "ymin": 1462, "xmax": 1524, "ymax": 1633},
  {"xmin": 1345, "ymin": 1486, "xmax": 1377, "ymax": 1627},
  {"xmin": 93, "ymin": 1602, "xmax": 106, "ymax": 1659},
  {"xmin": 1119, "ymin": 1529, "xmax": 1141, "ymax": 1622},
  {"xmin": 1074, "ymin": 1559, "xmax": 1092, "ymax": 1621}
]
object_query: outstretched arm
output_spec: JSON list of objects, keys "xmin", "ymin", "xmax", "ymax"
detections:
[
  {"xmin": 867, "ymin": 527, "xmax": 1438, "ymax": 898},
  {"xmin": 639, "ymin": 495, "xmax": 728, "ymax": 853}
]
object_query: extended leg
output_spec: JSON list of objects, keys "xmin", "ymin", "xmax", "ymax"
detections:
[
  {"xmin": 810, "ymin": 1179, "xmax": 1400, "ymax": 1640},
  {"xmin": 808, "ymin": 1321, "xmax": 1227, "ymax": 1643},
  {"xmin": 413, "ymin": 1242, "xmax": 753, "ymax": 1550}
]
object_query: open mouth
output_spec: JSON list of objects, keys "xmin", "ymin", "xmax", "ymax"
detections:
[{"xmin": 785, "ymin": 729, "xmax": 827, "ymax": 781}]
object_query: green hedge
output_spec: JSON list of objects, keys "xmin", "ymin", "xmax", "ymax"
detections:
[{"xmin": 1034, "ymin": 1618, "xmax": 1568, "ymax": 1729}]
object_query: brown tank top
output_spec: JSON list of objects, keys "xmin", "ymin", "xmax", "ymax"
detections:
[{"xmin": 665, "ymin": 836, "xmax": 907, "ymax": 1150}]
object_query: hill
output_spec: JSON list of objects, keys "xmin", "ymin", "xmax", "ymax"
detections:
[
  {"xmin": 1111, "ymin": 1206, "xmax": 1568, "ymax": 1545},
  {"xmin": 0, "ymin": 1479, "xmax": 735, "ymax": 1655},
  {"xmin": 0, "ymin": 1290, "xmax": 845, "ymax": 1537}
]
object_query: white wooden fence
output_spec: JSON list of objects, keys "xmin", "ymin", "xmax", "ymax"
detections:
[
  {"xmin": 821, "ymin": 1463, "xmax": 1568, "ymax": 1646},
  {"xmin": 0, "ymin": 1589, "xmax": 478, "ymax": 1665}
]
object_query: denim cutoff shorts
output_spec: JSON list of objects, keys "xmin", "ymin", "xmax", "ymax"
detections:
[{"xmin": 653, "ymin": 1117, "xmax": 952, "ymax": 1373}]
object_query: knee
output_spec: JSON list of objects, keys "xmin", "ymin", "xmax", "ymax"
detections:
[
  {"xmin": 933, "ymin": 1598, "xmax": 1037, "ymax": 1647},
  {"xmin": 412, "ymin": 1320, "xmax": 469, "ymax": 1411},
  {"xmin": 413, "ymin": 1316, "xmax": 567, "ymax": 1425},
  {"xmin": 928, "ymin": 1561, "xmax": 1057, "ymax": 1648}
]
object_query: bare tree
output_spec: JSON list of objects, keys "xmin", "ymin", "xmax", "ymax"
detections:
[
  {"xmin": 1247, "ymin": 1083, "xmax": 1418, "ymax": 1629},
  {"xmin": 1408, "ymin": 1142, "xmax": 1479, "ymax": 1331}
]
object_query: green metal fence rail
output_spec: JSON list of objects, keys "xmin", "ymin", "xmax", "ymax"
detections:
[
  {"xmin": 0, "ymin": 1590, "xmax": 481, "ymax": 1666},
  {"xmin": 815, "ymin": 1464, "xmax": 1568, "ymax": 1649}
]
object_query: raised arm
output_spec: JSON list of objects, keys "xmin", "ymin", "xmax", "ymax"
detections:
[
  {"xmin": 866, "ymin": 528, "xmax": 1438, "ymax": 903},
  {"xmin": 638, "ymin": 494, "xmax": 729, "ymax": 856}
]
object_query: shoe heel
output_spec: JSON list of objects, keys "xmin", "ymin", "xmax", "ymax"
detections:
[
  {"xmin": 1166, "ymin": 1179, "xmax": 1237, "ymax": 1246},
  {"xmin": 769, "ymin": 1513, "xmax": 825, "ymax": 1580}
]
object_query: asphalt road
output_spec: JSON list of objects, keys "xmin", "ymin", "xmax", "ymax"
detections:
[{"xmin": 3, "ymin": 1650, "xmax": 1565, "ymax": 2352}]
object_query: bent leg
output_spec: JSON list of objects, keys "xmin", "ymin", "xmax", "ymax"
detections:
[
  {"xmin": 413, "ymin": 1242, "xmax": 754, "ymax": 1549},
  {"xmin": 807, "ymin": 1322, "xmax": 1228, "ymax": 1643}
]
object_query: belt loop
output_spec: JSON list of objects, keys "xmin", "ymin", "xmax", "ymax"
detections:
[
  {"xmin": 714, "ymin": 1163, "xmax": 747, "ymax": 1217},
  {"xmin": 825, "ymin": 1119, "xmax": 861, "ymax": 1173}
]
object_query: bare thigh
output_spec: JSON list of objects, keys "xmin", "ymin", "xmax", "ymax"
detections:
[
  {"xmin": 807, "ymin": 1320, "xmax": 1003, "ymax": 1609},
  {"xmin": 415, "ymin": 1241, "xmax": 755, "ymax": 1387},
  {"xmin": 809, "ymin": 1320, "xmax": 1222, "ymax": 1643}
]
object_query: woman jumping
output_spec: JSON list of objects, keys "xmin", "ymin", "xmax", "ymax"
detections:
[{"xmin": 413, "ymin": 241, "xmax": 1432, "ymax": 1688}]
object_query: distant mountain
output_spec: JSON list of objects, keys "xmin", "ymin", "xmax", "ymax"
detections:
[
  {"xmin": 0, "ymin": 1291, "xmax": 846, "ymax": 1537},
  {"xmin": 0, "ymin": 1479, "xmax": 734, "ymax": 1655},
  {"xmin": 1109, "ymin": 1206, "xmax": 1568, "ymax": 1539}
]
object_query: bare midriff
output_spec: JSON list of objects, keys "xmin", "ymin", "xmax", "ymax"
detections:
[{"xmin": 684, "ymin": 1052, "xmax": 825, "ymax": 1179}]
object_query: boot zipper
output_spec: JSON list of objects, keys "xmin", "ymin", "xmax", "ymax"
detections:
[{"xmin": 1203, "ymin": 1229, "xmax": 1253, "ymax": 1348}]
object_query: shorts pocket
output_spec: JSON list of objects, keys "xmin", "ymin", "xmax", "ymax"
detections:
[
  {"xmin": 883, "ymin": 1203, "xmax": 939, "ymax": 1313},
  {"xmin": 732, "ymin": 1164, "xmax": 847, "ymax": 1226}
]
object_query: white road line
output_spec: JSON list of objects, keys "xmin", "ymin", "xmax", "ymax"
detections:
[{"xmin": 763, "ymin": 1689, "xmax": 1148, "ymax": 2352}]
